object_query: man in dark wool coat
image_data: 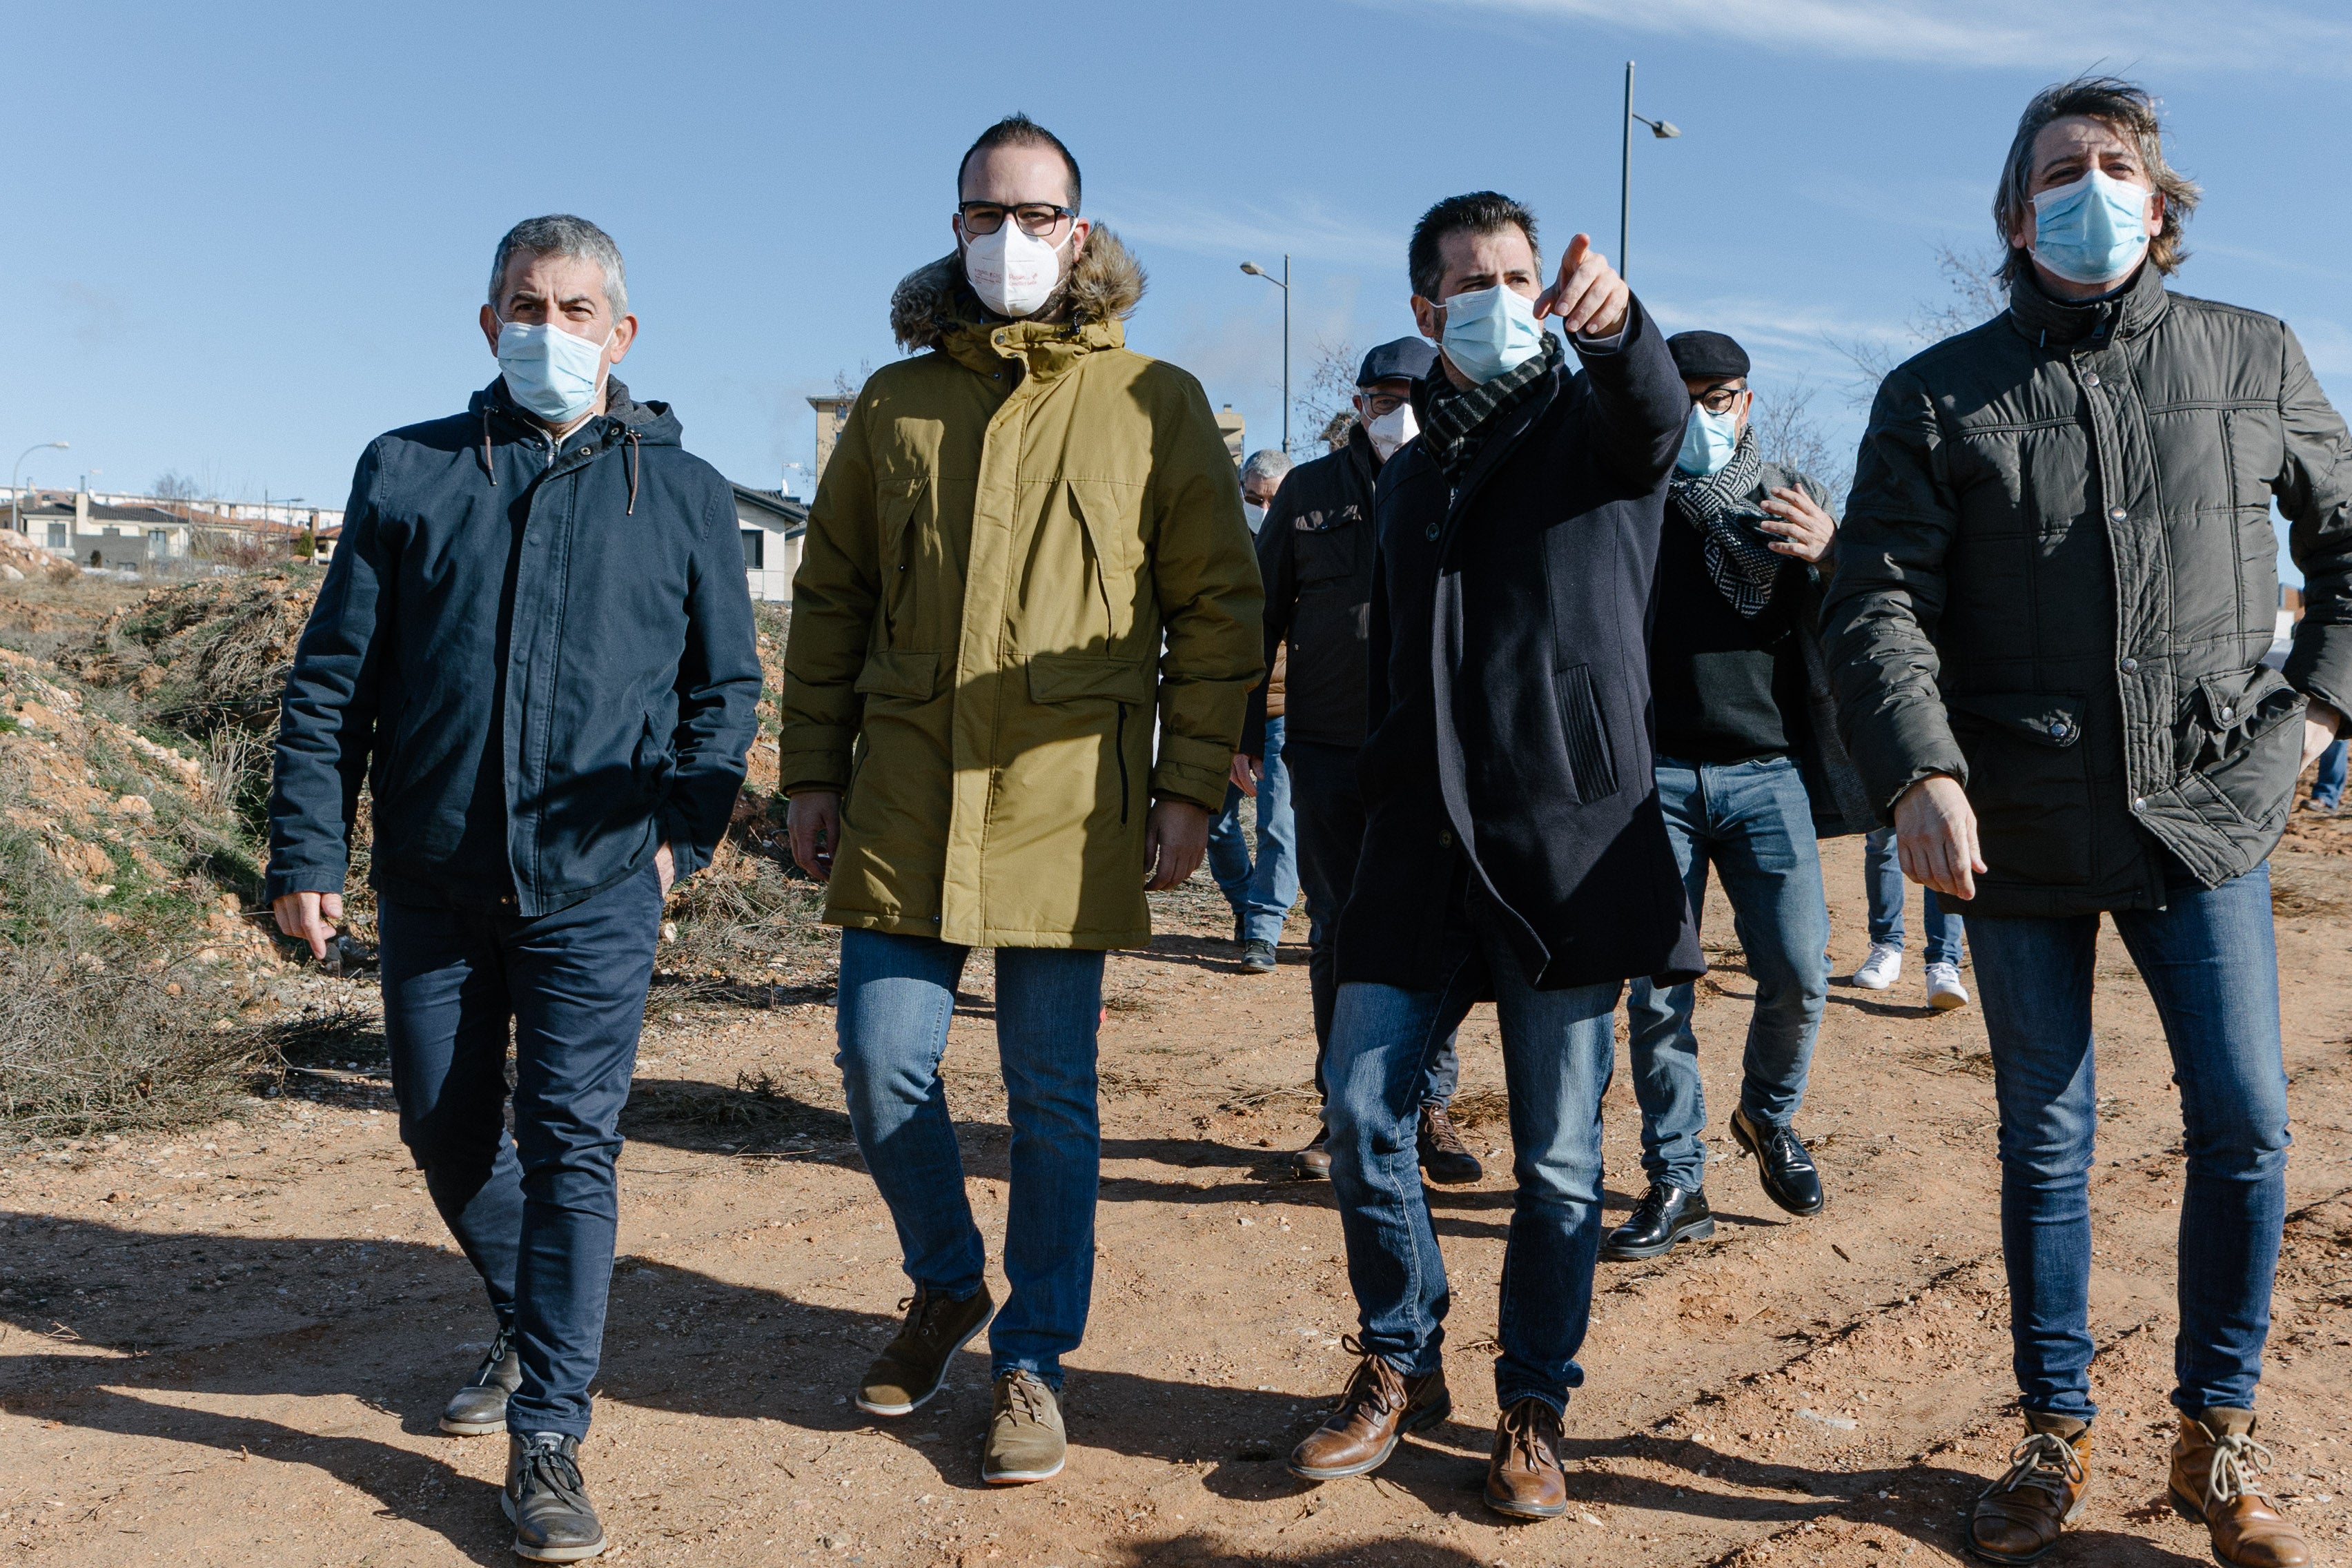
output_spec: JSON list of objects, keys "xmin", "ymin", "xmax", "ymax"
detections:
[{"xmin": 1284, "ymin": 191, "xmax": 1701, "ymax": 1523}]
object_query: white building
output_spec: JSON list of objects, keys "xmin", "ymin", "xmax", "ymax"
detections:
[
  {"xmin": 11, "ymin": 494, "xmax": 195, "ymax": 570},
  {"xmin": 733, "ymin": 485, "xmax": 808, "ymax": 603}
]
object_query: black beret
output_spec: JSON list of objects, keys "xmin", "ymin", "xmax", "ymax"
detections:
[
  {"xmin": 1358, "ymin": 337, "xmax": 1440, "ymax": 386},
  {"xmin": 1667, "ymin": 330, "xmax": 1750, "ymax": 381}
]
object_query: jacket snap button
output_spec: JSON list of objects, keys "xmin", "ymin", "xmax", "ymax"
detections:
[
  {"xmin": 2082, "ymin": 371, "xmax": 2100, "ymax": 388},
  {"xmin": 577, "ymin": 447, "xmax": 591, "ymax": 457},
  {"xmin": 1438, "ymin": 829, "xmax": 1453, "ymax": 848},
  {"xmin": 2109, "ymin": 506, "xmax": 2128, "ymax": 521},
  {"xmin": 2221, "ymin": 706, "xmax": 2233, "ymax": 721},
  {"xmin": 2048, "ymin": 721, "xmax": 2067, "ymax": 737},
  {"xmin": 2120, "ymin": 657, "xmax": 2138, "ymax": 673},
  {"xmin": 2133, "ymin": 796, "xmax": 2148, "ymax": 811}
]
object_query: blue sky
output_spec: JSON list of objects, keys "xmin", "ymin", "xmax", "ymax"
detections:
[{"xmin": 7, "ymin": 1, "xmax": 2348, "ymax": 577}]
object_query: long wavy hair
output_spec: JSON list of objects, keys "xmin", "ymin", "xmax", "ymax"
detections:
[{"xmin": 1994, "ymin": 77, "xmax": 2201, "ymax": 286}]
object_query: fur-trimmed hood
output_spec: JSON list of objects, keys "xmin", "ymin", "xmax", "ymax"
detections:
[{"xmin": 889, "ymin": 226, "xmax": 1147, "ymax": 351}]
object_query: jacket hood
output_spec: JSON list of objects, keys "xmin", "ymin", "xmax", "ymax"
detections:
[
  {"xmin": 889, "ymin": 226, "xmax": 1147, "ymax": 352},
  {"xmin": 472, "ymin": 375, "xmax": 683, "ymax": 447}
]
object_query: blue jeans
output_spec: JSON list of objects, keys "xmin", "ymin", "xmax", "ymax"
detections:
[
  {"xmin": 379, "ymin": 861, "xmax": 663, "ymax": 1439},
  {"xmin": 1286, "ymin": 737, "xmax": 1458, "ymax": 1110},
  {"xmin": 1623, "ymin": 756, "xmax": 1830, "ymax": 1191},
  {"xmin": 1966, "ymin": 864, "xmax": 2290, "ymax": 1420},
  {"xmin": 2313, "ymin": 737, "xmax": 2346, "ymax": 809},
  {"xmin": 1326, "ymin": 894, "xmax": 1618, "ymax": 1413},
  {"xmin": 1865, "ymin": 825, "xmax": 1964, "ymax": 966},
  {"xmin": 834, "ymin": 928, "xmax": 1106, "ymax": 1389},
  {"xmin": 1208, "ymin": 714, "xmax": 1299, "ymax": 946}
]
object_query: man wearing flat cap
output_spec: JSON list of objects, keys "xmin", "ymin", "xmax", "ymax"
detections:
[
  {"xmin": 1241, "ymin": 335, "xmax": 1478, "ymax": 1186},
  {"xmin": 1600, "ymin": 329, "xmax": 1876, "ymax": 1265}
]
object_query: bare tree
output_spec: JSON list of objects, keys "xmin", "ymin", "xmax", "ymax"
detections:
[
  {"xmin": 1294, "ymin": 337, "xmax": 1360, "ymax": 454},
  {"xmin": 152, "ymin": 471, "xmax": 199, "ymax": 502},
  {"xmin": 832, "ymin": 362, "xmax": 872, "ymax": 400},
  {"xmin": 1828, "ymin": 242, "xmax": 2007, "ymax": 409},
  {"xmin": 1749, "ymin": 380, "xmax": 1852, "ymax": 505}
]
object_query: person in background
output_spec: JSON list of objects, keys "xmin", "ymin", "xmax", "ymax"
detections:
[
  {"xmin": 268, "ymin": 215, "xmax": 762, "ymax": 1562},
  {"xmin": 1853, "ymin": 827, "xmax": 1969, "ymax": 1009},
  {"xmin": 1209, "ymin": 448, "xmax": 1300, "ymax": 974},
  {"xmin": 778, "ymin": 114, "xmax": 1262, "ymax": 1489},
  {"xmin": 1242, "ymin": 339, "xmax": 1479, "ymax": 1186},
  {"xmin": 1827, "ymin": 77, "xmax": 2347, "ymax": 1568},
  {"xmin": 1288, "ymin": 193, "xmax": 1697, "ymax": 1520},
  {"xmin": 2307, "ymin": 736, "xmax": 2345, "ymax": 811},
  {"xmin": 1601, "ymin": 330, "xmax": 1875, "ymax": 1264}
]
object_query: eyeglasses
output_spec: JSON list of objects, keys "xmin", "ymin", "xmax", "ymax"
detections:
[
  {"xmin": 957, "ymin": 202, "xmax": 1077, "ymax": 238},
  {"xmin": 1691, "ymin": 384, "xmax": 1747, "ymax": 415},
  {"xmin": 1360, "ymin": 391, "xmax": 1409, "ymax": 416}
]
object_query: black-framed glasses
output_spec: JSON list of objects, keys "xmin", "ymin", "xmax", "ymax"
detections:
[
  {"xmin": 1692, "ymin": 384, "xmax": 1747, "ymax": 415},
  {"xmin": 1360, "ymin": 391, "xmax": 1409, "ymax": 416},
  {"xmin": 957, "ymin": 201, "xmax": 1076, "ymax": 238}
]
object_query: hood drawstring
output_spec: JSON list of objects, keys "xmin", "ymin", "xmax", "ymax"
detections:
[
  {"xmin": 624, "ymin": 428, "xmax": 640, "ymax": 516},
  {"xmin": 480, "ymin": 408, "xmax": 498, "ymax": 485}
]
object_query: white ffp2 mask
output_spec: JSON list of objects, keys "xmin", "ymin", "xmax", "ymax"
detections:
[
  {"xmin": 1365, "ymin": 404, "xmax": 1419, "ymax": 460},
  {"xmin": 963, "ymin": 223, "xmax": 1066, "ymax": 318}
]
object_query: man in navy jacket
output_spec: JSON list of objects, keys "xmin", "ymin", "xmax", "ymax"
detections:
[{"xmin": 267, "ymin": 215, "xmax": 760, "ymax": 1562}]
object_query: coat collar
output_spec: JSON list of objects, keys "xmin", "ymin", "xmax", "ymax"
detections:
[{"xmin": 2005, "ymin": 259, "xmax": 2170, "ymax": 349}]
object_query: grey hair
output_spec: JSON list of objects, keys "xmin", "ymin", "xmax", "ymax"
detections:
[
  {"xmin": 1241, "ymin": 449, "xmax": 1295, "ymax": 487},
  {"xmin": 1994, "ymin": 77, "xmax": 2199, "ymax": 286},
  {"xmin": 489, "ymin": 214, "xmax": 629, "ymax": 317}
]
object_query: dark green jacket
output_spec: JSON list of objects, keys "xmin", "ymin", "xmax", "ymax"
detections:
[{"xmin": 1824, "ymin": 264, "xmax": 2352, "ymax": 917}]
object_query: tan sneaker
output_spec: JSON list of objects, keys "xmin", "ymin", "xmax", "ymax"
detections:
[
  {"xmin": 856, "ymin": 1285, "xmax": 994, "ymax": 1416},
  {"xmin": 1968, "ymin": 1412, "xmax": 2093, "ymax": 1563},
  {"xmin": 2169, "ymin": 1408, "xmax": 2311, "ymax": 1567},
  {"xmin": 981, "ymin": 1371, "xmax": 1066, "ymax": 1484}
]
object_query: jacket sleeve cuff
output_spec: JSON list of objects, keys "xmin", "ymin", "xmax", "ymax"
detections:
[
  {"xmin": 657, "ymin": 810, "xmax": 710, "ymax": 880},
  {"xmin": 776, "ymin": 737, "xmax": 854, "ymax": 795},
  {"xmin": 262, "ymin": 863, "xmax": 347, "ymax": 903},
  {"xmin": 1150, "ymin": 758, "xmax": 1229, "ymax": 814}
]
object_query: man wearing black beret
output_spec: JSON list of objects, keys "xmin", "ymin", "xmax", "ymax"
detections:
[{"xmin": 1600, "ymin": 329, "xmax": 1875, "ymax": 1264}]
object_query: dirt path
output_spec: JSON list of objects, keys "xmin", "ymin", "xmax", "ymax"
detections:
[{"xmin": 4, "ymin": 825, "xmax": 2350, "ymax": 1567}]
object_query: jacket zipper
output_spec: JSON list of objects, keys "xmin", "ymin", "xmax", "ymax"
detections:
[{"xmin": 1115, "ymin": 703, "xmax": 1131, "ymax": 825}]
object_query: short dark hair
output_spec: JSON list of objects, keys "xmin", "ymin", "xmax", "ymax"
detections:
[
  {"xmin": 957, "ymin": 113, "xmax": 1083, "ymax": 210},
  {"xmin": 1409, "ymin": 192, "xmax": 1540, "ymax": 301},
  {"xmin": 1994, "ymin": 75, "xmax": 2199, "ymax": 286}
]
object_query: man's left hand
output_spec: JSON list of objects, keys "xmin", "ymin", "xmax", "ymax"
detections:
[
  {"xmin": 1758, "ymin": 485, "xmax": 1836, "ymax": 563},
  {"xmin": 2304, "ymin": 700, "xmax": 2344, "ymax": 771},
  {"xmin": 655, "ymin": 842, "xmax": 676, "ymax": 896},
  {"xmin": 1533, "ymin": 233, "xmax": 1629, "ymax": 341},
  {"xmin": 1229, "ymin": 754, "xmax": 1262, "ymax": 798},
  {"xmin": 1143, "ymin": 800, "xmax": 1211, "ymax": 891}
]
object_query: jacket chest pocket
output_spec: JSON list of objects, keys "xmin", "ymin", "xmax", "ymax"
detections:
[
  {"xmin": 1295, "ymin": 515, "xmax": 1362, "ymax": 586},
  {"xmin": 1948, "ymin": 693, "xmax": 2092, "ymax": 887},
  {"xmin": 1066, "ymin": 480, "xmax": 1149, "ymax": 650},
  {"xmin": 878, "ymin": 480, "xmax": 930, "ymax": 644}
]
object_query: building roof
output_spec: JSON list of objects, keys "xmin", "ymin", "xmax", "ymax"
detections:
[
  {"xmin": 731, "ymin": 484, "xmax": 809, "ymax": 533},
  {"xmin": 12, "ymin": 497, "xmax": 190, "ymax": 527}
]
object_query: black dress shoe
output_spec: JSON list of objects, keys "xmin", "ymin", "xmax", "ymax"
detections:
[
  {"xmin": 1294, "ymin": 1126, "xmax": 1332, "ymax": 1180},
  {"xmin": 1729, "ymin": 1107, "xmax": 1825, "ymax": 1216},
  {"xmin": 1600, "ymin": 1182, "xmax": 1714, "ymax": 1260},
  {"xmin": 1418, "ymin": 1104, "xmax": 1483, "ymax": 1184}
]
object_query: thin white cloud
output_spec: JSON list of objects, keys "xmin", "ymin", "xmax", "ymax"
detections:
[
  {"xmin": 1397, "ymin": 0, "xmax": 2352, "ymax": 74},
  {"xmin": 1095, "ymin": 190, "xmax": 1402, "ymax": 272}
]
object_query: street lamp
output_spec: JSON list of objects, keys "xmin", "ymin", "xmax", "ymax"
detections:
[
  {"xmin": 1619, "ymin": 60, "xmax": 1681, "ymax": 284},
  {"xmin": 10, "ymin": 441, "xmax": 67, "ymax": 536},
  {"xmin": 1239, "ymin": 255, "xmax": 1292, "ymax": 453}
]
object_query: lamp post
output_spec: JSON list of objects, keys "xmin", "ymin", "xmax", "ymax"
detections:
[
  {"xmin": 10, "ymin": 441, "xmax": 67, "ymax": 536},
  {"xmin": 1619, "ymin": 60, "xmax": 1681, "ymax": 283},
  {"xmin": 1239, "ymin": 254, "xmax": 1292, "ymax": 453}
]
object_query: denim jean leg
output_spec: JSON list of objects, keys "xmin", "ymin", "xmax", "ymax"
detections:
[
  {"xmin": 1486, "ymin": 930, "xmax": 1620, "ymax": 1413},
  {"xmin": 1713, "ymin": 758, "xmax": 1830, "ymax": 1130},
  {"xmin": 1206, "ymin": 781, "xmax": 1253, "ymax": 921},
  {"xmin": 986, "ymin": 945, "xmax": 1107, "ymax": 1389},
  {"xmin": 1863, "ymin": 827, "xmax": 1907, "ymax": 950},
  {"xmin": 1326, "ymin": 962, "xmax": 1481, "ymax": 1377},
  {"xmin": 381, "ymin": 900, "xmax": 525, "ymax": 1330},
  {"xmin": 1966, "ymin": 908, "xmax": 2102, "ymax": 1424},
  {"xmin": 500, "ymin": 863, "xmax": 665, "ymax": 1438},
  {"xmin": 834, "ymin": 930, "xmax": 988, "ymax": 1300},
  {"xmin": 1625, "ymin": 760, "xmax": 1710, "ymax": 1189},
  {"xmin": 2110, "ymin": 866, "xmax": 2290, "ymax": 1415},
  {"xmin": 1921, "ymin": 889, "xmax": 1966, "ymax": 969},
  {"xmin": 2311, "ymin": 737, "xmax": 2345, "ymax": 809},
  {"xmin": 1240, "ymin": 717, "xmax": 1301, "ymax": 947}
]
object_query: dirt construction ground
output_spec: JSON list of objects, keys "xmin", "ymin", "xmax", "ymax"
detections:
[{"xmin": 3, "ymin": 817, "xmax": 2349, "ymax": 1568}]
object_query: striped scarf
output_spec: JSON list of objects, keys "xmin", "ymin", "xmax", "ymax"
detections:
[
  {"xmin": 1669, "ymin": 427, "xmax": 1782, "ymax": 620},
  {"xmin": 1418, "ymin": 332, "xmax": 1565, "ymax": 485}
]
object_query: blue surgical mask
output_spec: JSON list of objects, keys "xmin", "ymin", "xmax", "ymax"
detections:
[
  {"xmin": 496, "ymin": 317, "xmax": 611, "ymax": 423},
  {"xmin": 1676, "ymin": 406, "xmax": 1740, "ymax": 476},
  {"xmin": 1438, "ymin": 284, "xmax": 1546, "ymax": 384},
  {"xmin": 2030, "ymin": 168, "xmax": 2153, "ymax": 287}
]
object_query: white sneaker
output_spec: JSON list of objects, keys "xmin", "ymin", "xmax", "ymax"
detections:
[
  {"xmin": 1926, "ymin": 962, "xmax": 1969, "ymax": 1011},
  {"xmin": 1851, "ymin": 941, "xmax": 1903, "ymax": 990}
]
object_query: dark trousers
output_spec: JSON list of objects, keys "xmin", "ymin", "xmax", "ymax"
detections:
[
  {"xmin": 378, "ymin": 861, "xmax": 663, "ymax": 1438},
  {"xmin": 1286, "ymin": 737, "xmax": 1457, "ymax": 1113}
]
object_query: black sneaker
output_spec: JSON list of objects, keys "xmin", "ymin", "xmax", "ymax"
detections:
[
  {"xmin": 439, "ymin": 1325, "xmax": 521, "ymax": 1435},
  {"xmin": 1240, "ymin": 939, "xmax": 1277, "ymax": 974},
  {"xmin": 1418, "ymin": 1104, "xmax": 1483, "ymax": 1184},
  {"xmin": 1729, "ymin": 1107, "xmax": 1825, "ymax": 1217},
  {"xmin": 504, "ymin": 1431, "xmax": 607, "ymax": 1562},
  {"xmin": 1600, "ymin": 1182, "xmax": 1714, "ymax": 1260},
  {"xmin": 856, "ymin": 1284, "xmax": 995, "ymax": 1415}
]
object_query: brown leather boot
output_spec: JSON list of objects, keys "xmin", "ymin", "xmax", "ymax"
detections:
[
  {"xmin": 1968, "ymin": 1412, "xmax": 2093, "ymax": 1563},
  {"xmin": 2169, "ymin": 1408, "xmax": 2311, "ymax": 1567},
  {"xmin": 1484, "ymin": 1397, "xmax": 1569, "ymax": 1519},
  {"xmin": 1286, "ymin": 1337, "xmax": 1449, "ymax": 1480}
]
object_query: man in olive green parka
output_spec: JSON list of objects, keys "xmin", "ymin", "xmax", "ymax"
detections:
[{"xmin": 778, "ymin": 115, "xmax": 1262, "ymax": 1487}]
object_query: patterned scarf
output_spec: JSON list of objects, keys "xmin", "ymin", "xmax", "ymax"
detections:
[
  {"xmin": 1418, "ymin": 331, "xmax": 1566, "ymax": 484},
  {"xmin": 1669, "ymin": 427, "xmax": 1781, "ymax": 620}
]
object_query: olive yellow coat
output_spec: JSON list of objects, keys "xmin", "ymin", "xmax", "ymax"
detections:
[{"xmin": 777, "ymin": 231, "xmax": 1264, "ymax": 948}]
